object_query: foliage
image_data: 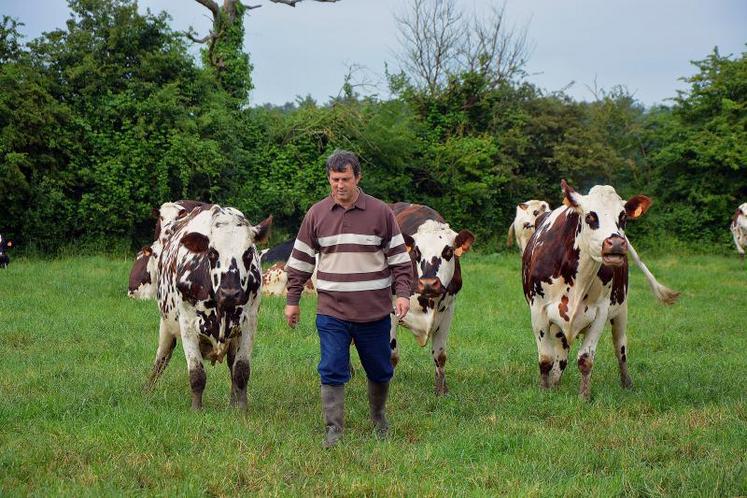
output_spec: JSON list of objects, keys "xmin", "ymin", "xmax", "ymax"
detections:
[{"xmin": 0, "ymin": 3, "xmax": 744, "ymax": 254}]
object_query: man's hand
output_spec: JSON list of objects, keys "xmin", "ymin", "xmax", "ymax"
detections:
[
  {"xmin": 394, "ymin": 297, "xmax": 410, "ymax": 320},
  {"xmin": 285, "ymin": 304, "xmax": 301, "ymax": 328}
]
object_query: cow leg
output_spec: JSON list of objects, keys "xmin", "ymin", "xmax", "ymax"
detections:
[
  {"xmin": 227, "ymin": 341, "xmax": 237, "ymax": 405},
  {"xmin": 431, "ymin": 311, "xmax": 453, "ymax": 396},
  {"xmin": 534, "ymin": 317, "xmax": 567, "ymax": 389},
  {"xmin": 576, "ymin": 315, "xmax": 607, "ymax": 401},
  {"xmin": 181, "ymin": 330, "xmax": 206, "ymax": 410},
  {"xmin": 147, "ymin": 318, "xmax": 177, "ymax": 389},
  {"xmin": 389, "ymin": 314, "xmax": 400, "ymax": 368},
  {"xmin": 610, "ymin": 307, "xmax": 632, "ymax": 389},
  {"xmin": 231, "ymin": 313, "xmax": 258, "ymax": 411}
]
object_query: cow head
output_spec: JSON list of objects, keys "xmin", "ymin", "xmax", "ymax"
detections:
[
  {"xmin": 128, "ymin": 243, "xmax": 159, "ymax": 299},
  {"xmin": 0, "ymin": 235, "xmax": 13, "ymax": 269},
  {"xmin": 734, "ymin": 203, "xmax": 747, "ymax": 230},
  {"xmin": 517, "ymin": 200, "xmax": 551, "ymax": 231},
  {"xmin": 403, "ymin": 220, "xmax": 475, "ymax": 298},
  {"xmin": 561, "ymin": 179, "xmax": 651, "ymax": 267},
  {"xmin": 180, "ymin": 206, "xmax": 272, "ymax": 311}
]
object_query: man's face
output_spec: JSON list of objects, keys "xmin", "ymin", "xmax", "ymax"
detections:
[{"xmin": 328, "ymin": 165, "xmax": 360, "ymax": 205}]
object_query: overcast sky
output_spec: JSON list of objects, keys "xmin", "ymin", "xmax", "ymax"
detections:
[{"xmin": 4, "ymin": 0, "xmax": 745, "ymax": 107}]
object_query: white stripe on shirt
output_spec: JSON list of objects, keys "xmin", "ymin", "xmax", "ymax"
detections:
[
  {"xmin": 286, "ymin": 256, "xmax": 316, "ymax": 274},
  {"xmin": 293, "ymin": 239, "xmax": 317, "ymax": 258},
  {"xmin": 315, "ymin": 276, "xmax": 393, "ymax": 292},
  {"xmin": 317, "ymin": 233, "xmax": 382, "ymax": 247}
]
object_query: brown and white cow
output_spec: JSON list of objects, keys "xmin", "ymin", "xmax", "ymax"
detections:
[
  {"xmin": 730, "ymin": 202, "xmax": 747, "ymax": 262},
  {"xmin": 388, "ymin": 202, "xmax": 475, "ymax": 395},
  {"xmin": 147, "ymin": 204, "xmax": 271, "ymax": 411},
  {"xmin": 507, "ymin": 200, "xmax": 551, "ymax": 254},
  {"xmin": 128, "ymin": 200, "xmax": 210, "ymax": 299},
  {"xmin": 522, "ymin": 180, "xmax": 679, "ymax": 400}
]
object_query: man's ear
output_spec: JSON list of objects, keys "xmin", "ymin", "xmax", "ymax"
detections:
[
  {"xmin": 181, "ymin": 232, "xmax": 209, "ymax": 253},
  {"xmin": 625, "ymin": 195, "xmax": 652, "ymax": 219}
]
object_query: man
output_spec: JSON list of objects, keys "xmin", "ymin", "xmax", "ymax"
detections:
[{"xmin": 284, "ymin": 150, "xmax": 413, "ymax": 448}]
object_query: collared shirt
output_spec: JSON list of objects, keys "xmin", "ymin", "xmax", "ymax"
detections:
[{"xmin": 286, "ymin": 189, "xmax": 413, "ymax": 322}]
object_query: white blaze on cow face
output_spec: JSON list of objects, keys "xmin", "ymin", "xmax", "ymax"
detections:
[{"xmin": 562, "ymin": 181, "xmax": 651, "ymax": 267}]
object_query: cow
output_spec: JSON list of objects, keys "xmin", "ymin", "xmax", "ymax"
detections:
[
  {"xmin": 261, "ymin": 261, "xmax": 317, "ymax": 297},
  {"xmin": 146, "ymin": 204, "xmax": 271, "ymax": 410},
  {"xmin": 522, "ymin": 180, "xmax": 679, "ymax": 400},
  {"xmin": 730, "ymin": 202, "xmax": 747, "ymax": 262},
  {"xmin": 128, "ymin": 200, "xmax": 210, "ymax": 299},
  {"xmin": 388, "ymin": 202, "xmax": 475, "ymax": 395},
  {"xmin": 507, "ymin": 200, "xmax": 551, "ymax": 254},
  {"xmin": 0, "ymin": 234, "xmax": 13, "ymax": 269}
]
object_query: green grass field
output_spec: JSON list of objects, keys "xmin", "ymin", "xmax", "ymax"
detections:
[{"xmin": 1, "ymin": 253, "xmax": 745, "ymax": 496}]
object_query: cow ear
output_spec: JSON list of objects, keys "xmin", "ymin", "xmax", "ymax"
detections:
[
  {"xmin": 254, "ymin": 215, "xmax": 272, "ymax": 244},
  {"xmin": 181, "ymin": 232, "xmax": 209, "ymax": 253},
  {"xmin": 141, "ymin": 245, "xmax": 153, "ymax": 257},
  {"xmin": 151, "ymin": 207, "xmax": 159, "ymax": 219},
  {"xmin": 518, "ymin": 203, "xmax": 529, "ymax": 211},
  {"xmin": 561, "ymin": 179, "xmax": 581, "ymax": 208},
  {"xmin": 454, "ymin": 230, "xmax": 475, "ymax": 257},
  {"xmin": 625, "ymin": 195, "xmax": 652, "ymax": 219},
  {"xmin": 542, "ymin": 202, "xmax": 550, "ymax": 212},
  {"xmin": 402, "ymin": 233, "xmax": 415, "ymax": 252}
]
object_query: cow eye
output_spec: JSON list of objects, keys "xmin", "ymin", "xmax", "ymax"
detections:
[
  {"xmin": 441, "ymin": 245, "xmax": 454, "ymax": 261},
  {"xmin": 533, "ymin": 210, "xmax": 539, "ymax": 216},
  {"xmin": 618, "ymin": 211, "xmax": 627, "ymax": 229},
  {"xmin": 585, "ymin": 212, "xmax": 599, "ymax": 229}
]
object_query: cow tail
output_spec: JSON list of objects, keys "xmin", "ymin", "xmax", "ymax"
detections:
[
  {"xmin": 625, "ymin": 237, "xmax": 680, "ymax": 305},
  {"xmin": 507, "ymin": 223, "xmax": 515, "ymax": 247}
]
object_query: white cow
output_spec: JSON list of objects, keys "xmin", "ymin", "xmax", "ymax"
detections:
[
  {"xmin": 147, "ymin": 204, "xmax": 271, "ymax": 411},
  {"xmin": 507, "ymin": 200, "xmax": 551, "ymax": 254},
  {"xmin": 730, "ymin": 202, "xmax": 747, "ymax": 261}
]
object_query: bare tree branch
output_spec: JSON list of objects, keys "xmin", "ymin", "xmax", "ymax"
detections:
[
  {"xmin": 396, "ymin": 0, "xmax": 531, "ymax": 94},
  {"xmin": 194, "ymin": 0, "xmax": 220, "ymax": 19},
  {"xmin": 269, "ymin": 0, "xmax": 341, "ymax": 6}
]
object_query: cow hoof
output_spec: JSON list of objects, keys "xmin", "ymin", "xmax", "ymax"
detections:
[
  {"xmin": 578, "ymin": 391, "xmax": 591, "ymax": 402},
  {"xmin": 621, "ymin": 376, "xmax": 633, "ymax": 389},
  {"xmin": 435, "ymin": 385, "xmax": 448, "ymax": 396}
]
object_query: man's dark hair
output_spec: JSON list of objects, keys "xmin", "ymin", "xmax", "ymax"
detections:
[{"xmin": 326, "ymin": 149, "xmax": 361, "ymax": 177}]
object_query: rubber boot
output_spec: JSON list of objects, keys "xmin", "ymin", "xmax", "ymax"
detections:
[
  {"xmin": 367, "ymin": 379, "xmax": 390, "ymax": 439},
  {"xmin": 321, "ymin": 384, "xmax": 344, "ymax": 448}
]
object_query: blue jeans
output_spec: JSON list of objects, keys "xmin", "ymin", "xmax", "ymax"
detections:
[{"xmin": 316, "ymin": 314, "xmax": 394, "ymax": 385}]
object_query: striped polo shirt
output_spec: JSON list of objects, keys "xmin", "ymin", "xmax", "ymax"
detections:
[{"xmin": 286, "ymin": 190, "xmax": 413, "ymax": 323}]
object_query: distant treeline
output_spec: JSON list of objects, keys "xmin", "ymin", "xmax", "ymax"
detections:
[{"xmin": 1, "ymin": 2, "xmax": 745, "ymax": 254}]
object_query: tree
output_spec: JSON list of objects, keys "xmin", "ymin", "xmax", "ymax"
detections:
[{"xmin": 395, "ymin": 0, "xmax": 530, "ymax": 95}]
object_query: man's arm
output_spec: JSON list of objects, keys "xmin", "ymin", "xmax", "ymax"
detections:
[
  {"xmin": 383, "ymin": 208, "xmax": 413, "ymax": 317},
  {"xmin": 284, "ymin": 211, "xmax": 318, "ymax": 327}
]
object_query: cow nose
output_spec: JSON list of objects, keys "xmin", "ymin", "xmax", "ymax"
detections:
[
  {"xmin": 217, "ymin": 287, "xmax": 242, "ymax": 307},
  {"xmin": 417, "ymin": 277, "xmax": 442, "ymax": 296},
  {"xmin": 602, "ymin": 235, "xmax": 627, "ymax": 254}
]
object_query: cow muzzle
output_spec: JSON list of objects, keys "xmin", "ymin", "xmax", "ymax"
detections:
[
  {"xmin": 216, "ymin": 287, "xmax": 244, "ymax": 308},
  {"xmin": 601, "ymin": 235, "xmax": 627, "ymax": 267},
  {"xmin": 417, "ymin": 277, "xmax": 443, "ymax": 297}
]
